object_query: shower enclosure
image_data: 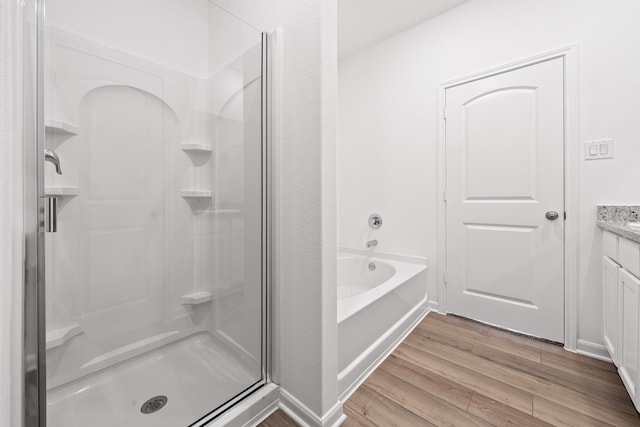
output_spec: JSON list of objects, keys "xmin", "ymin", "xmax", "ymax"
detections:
[{"xmin": 23, "ymin": 0, "xmax": 269, "ymax": 425}]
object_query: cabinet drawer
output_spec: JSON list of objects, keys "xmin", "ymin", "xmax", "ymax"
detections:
[
  {"xmin": 620, "ymin": 238, "xmax": 640, "ymax": 278},
  {"xmin": 603, "ymin": 231, "xmax": 619, "ymax": 262}
]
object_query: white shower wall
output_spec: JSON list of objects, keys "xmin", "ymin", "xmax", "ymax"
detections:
[
  {"xmin": 43, "ymin": 0, "xmax": 264, "ymax": 392},
  {"xmin": 338, "ymin": 0, "xmax": 640, "ymax": 350}
]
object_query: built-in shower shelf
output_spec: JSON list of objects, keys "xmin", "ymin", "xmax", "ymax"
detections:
[
  {"xmin": 181, "ymin": 143, "xmax": 213, "ymax": 153},
  {"xmin": 46, "ymin": 323, "xmax": 83, "ymax": 350},
  {"xmin": 45, "ymin": 119, "xmax": 79, "ymax": 136},
  {"xmin": 181, "ymin": 291, "xmax": 213, "ymax": 305},
  {"xmin": 180, "ymin": 190, "xmax": 213, "ymax": 198},
  {"xmin": 45, "ymin": 186, "xmax": 79, "ymax": 196}
]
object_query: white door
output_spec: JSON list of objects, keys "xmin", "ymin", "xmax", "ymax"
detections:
[{"xmin": 445, "ymin": 58, "xmax": 564, "ymax": 342}]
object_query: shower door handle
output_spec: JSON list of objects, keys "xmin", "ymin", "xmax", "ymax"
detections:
[{"xmin": 45, "ymin": 197, "xmax": 58, "ymax": 232}]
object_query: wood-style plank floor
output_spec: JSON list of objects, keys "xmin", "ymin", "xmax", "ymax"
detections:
[{"xmin": 259, "ymin": 313, "xmax": 640, "ymax": 426}]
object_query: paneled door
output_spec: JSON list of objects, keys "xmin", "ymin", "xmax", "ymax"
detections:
[{"xmin": 445, "ymin": 57, "xmax": 564, "ymax": 342}]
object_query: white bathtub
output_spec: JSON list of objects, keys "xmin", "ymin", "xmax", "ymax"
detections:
[{"xmin": 337, "ymin": 252, "xmax": 428, "ymax": 399}]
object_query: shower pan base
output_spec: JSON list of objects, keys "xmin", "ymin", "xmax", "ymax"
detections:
[{"xmin": 47, "ymin": 332, "xmax": 260, "ymax": 427}]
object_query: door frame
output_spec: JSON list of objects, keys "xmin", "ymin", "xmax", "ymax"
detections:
[
  {"xmin": 22, "ymin": 0, "xmax": 47, "ymax": 425},
  {"xmin": 436, "ymin": 45, "xmax": 579, "ymax": 351}
]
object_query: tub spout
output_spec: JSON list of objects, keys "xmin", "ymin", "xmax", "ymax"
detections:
[{"xmin": 366, "ymin": 239, "xmax": 378, "ymax": 248}]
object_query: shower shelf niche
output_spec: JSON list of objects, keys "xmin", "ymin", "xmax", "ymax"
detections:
[
  {"xmin": 181, "ymin": 291, "xmax": 213, "ymax": 305},
  {"xmin": 180, "ymin": 190, "xmax": 213, "ymax": 198},
  {"xmin": 45, "ymin": 186, "xmax": 79, "ymax": 197},
  {"xmin": 181, "ymin": 143, "xmax": 213, "ymax": 153},
  {"xmin": 45, "ymin": 119, "xmax": 79, "ymax": 136},
  {"xmin": 46, "ymin": 323, "xmax": 83, "ymax": 350}
]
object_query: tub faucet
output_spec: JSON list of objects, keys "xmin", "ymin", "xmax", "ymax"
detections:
[
  {"xmin": 44, "ymin": 149, "xmax": 62, "ymax": 174},
  {"xmin": 366, "ymin": 239, "xmax": 378, "ymax": 248}
]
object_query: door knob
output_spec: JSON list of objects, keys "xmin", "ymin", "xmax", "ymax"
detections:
[{"xmin": 546, "ymin": 211, "xmax": 559, "ymax": 221}]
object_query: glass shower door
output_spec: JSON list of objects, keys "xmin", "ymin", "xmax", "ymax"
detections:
[{"xmin": 42, "ymin": 1, "xmax": 266, "ymax": 425}]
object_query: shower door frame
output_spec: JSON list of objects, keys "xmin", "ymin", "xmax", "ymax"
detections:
[
  {"xmin": 21, "ymin": 1, "xmax": 272, "ymax": 426},
  {"xmin": 22, "ymin": 0, "xmax": 47, "ymax": 425}
]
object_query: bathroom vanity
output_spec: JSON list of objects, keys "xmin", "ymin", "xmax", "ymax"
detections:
[{"xmin": 599, "ymin": 206, "xmax": 640, "ymax": 411}]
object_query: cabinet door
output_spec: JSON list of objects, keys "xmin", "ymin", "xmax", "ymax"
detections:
[
  {"xmin": 603, "ymin": 231, "xmax": 620, "ymax": 262},
  {"xmin": 603, "ymin": 256, "xmax": 620, "ymax": 365},
  {"xmin": 619, "ymin": 268, "xmax": 640, "ymax": 407}
]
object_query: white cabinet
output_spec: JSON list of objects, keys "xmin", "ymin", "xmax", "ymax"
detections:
[
  {"xmin": 620, "ymin": 238, "xmax": 640, "ymax": 278},
  {"xmin": 603, "ymin": 230, "xmax": 619, "ymax": 261},
  {"xmin": 603, "ymin": 256, "xmax": 621, "ymax": 365},
  {"xmin": 602, "ymin": 231, "xmax": 640, "ymax": 412},
  {"xmin": 619, "ymin": 268, "xmax": 640, "ymax": 406}
]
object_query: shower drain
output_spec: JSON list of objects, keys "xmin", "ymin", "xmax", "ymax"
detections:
[{"xmin": 140, "ymin": 395, "xmax": 168, "ymax": 414}]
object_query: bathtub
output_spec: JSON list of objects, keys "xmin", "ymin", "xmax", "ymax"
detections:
[{"xmin": 337, "ymin": 252, "xmax": 428, "ymax": 399}]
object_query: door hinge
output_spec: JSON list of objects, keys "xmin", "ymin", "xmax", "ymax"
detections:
[
  {"xmin": 564, "ymin": 211, "xmax": 567, "ymax": 220},
  {"xmin": 443, "ymin": 108, "xmax": 447, "ymax": 120},
  {"xmin": 444, "ymin": 271, "xmax": 448, "ymax": 285},
  {"xmin": 443, "ymin": 190, "xmax": 447, "ymax": 202}
]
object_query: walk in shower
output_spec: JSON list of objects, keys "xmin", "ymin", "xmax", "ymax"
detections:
[{"xmin": 24, "ymin": 0, "xmax": 268, "ymax": 425}]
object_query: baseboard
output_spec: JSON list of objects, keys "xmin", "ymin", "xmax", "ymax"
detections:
[
  {"xmin": 428, "ymin": 300, "xmax": 440, "ymax": 313},
  {"xmin": 321, "ymin": 401, "xmax": 347, "ymax": 427},
  {"xmin": 279, "ymin": 389, "xmax": 346, "ymax": 427},
  {"xmin": 338, "ymin": 304, "xmax": 431, "ymax": 402},
  {"xmin": 576, "ymin": 339, "xmax": 613, "ymax": 363}
]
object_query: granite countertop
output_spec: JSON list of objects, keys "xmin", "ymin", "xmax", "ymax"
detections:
[{"xmin": 597, "ymin": 205, "xmax": 640, "ymax": 244}]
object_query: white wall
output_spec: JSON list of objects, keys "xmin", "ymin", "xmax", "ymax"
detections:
[
  {"xmin": 47, "ymin": 0, "xmax": 210, "ymax": 77},
  {"xmin": 338, "ymin": 0, "xmax": 640, "ymax": 348},
  {"xmin": 0, "ymin": 0, "xmax": 26, "ymax": 424},
  {"xmin": 0, "ymin": 0, "xmax": 25, "ymax": 425},
  {"xmin": 210, "ymin": 0, "xmax": 341, "ymax": 421}
]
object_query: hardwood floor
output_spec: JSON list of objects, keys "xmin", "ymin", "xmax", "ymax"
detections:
[{"xmin": 259, "ymin": 313, "xmax": 640, "ymax": 426}]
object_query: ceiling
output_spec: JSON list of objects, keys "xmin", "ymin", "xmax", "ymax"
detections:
[{"xmin": 338, "ymin": 0, "xmax": 471, "ymax": 59}]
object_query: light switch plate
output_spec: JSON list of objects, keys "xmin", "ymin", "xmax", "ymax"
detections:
[{"xmin": 584, "ymin": 139, "xmax": 614, "ymax": 160}]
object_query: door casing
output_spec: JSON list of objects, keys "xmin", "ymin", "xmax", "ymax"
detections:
[{"xmin": 436, "ymin": 45, "xmax": 579, "ymax": 351}]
